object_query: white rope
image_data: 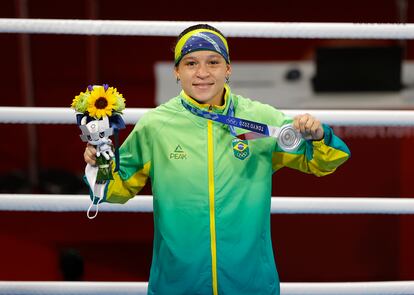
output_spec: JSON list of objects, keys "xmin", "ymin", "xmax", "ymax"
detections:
[
  {"xmin": 0, "ymin": 281, "xmax": 146, "ymax": 295},
  {"xmin": 1, "ymin": 281, "xmax": 414, "ymax": 295},
  {"xmin": 282, "ymin": 281, "xmax": 414, "ymax": 295},
  {"xmin": 1, "ymin": 194, "xmax": 414, "ymax": 214},
  {"xmin": 1, "ymin": 19, "xmax": 414, "ymax": 39},
  {"xmin": 1, "ymin": 107, "xmax": 414, "ymax": 126}
]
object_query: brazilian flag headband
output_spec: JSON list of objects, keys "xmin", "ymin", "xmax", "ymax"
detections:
[{"xmin": 174, "ymin": 28, "xmax": 230, "ymax": 65}]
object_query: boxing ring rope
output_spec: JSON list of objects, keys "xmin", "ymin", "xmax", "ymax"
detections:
[
  {"xmin": 1, "ymin": 281, "xmax": 414, "ymax": 295},
  {"xmin": 1, "ymin": 19, "xmax": 414, "ymax": 39},
  {"xmin": 1, "ymin": 107, "xmax": 414, "ymax": 126},
  {"xmin": 1, "ymin": 194, "xmax": 414, "ymax": 214},
  {"xmin": 2, "ymin": 18, "xmax": 414, "ymax": 295}
]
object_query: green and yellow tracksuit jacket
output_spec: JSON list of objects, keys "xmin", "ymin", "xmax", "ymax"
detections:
[{"xmin": 97, "ymin": 85, "xmax": 350, "ymax": 295}]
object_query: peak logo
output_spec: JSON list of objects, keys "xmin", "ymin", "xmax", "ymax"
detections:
[{"xmin": 170, "ymin": 145, "xmax": 188, "ymax": 160}]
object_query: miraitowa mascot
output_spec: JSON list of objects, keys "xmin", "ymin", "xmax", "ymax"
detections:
[{"xmin": 76, "ymin": 113, "xmax": 125, "ymax": 219}]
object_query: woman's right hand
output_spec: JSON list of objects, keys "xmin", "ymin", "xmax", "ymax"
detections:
[{"xmin": 84, "ymin": 143, "xmax": 97, "ymax": 166}]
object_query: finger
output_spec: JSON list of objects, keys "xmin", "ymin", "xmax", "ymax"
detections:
[
  {"xmin": 304, "ymin": 116, "xmax": 314, "ymax": 133},
  {"xmin": 84, "ymin": 158, "xmax": 94, "ymax": 165},
  {"xmin": 86, "ymin": 146, "xmax": 96, "ymax": 158},
  {"xmin": 293, "ymin": 115, "xmax": 301, "ymax": 130},
  {"xmin": 108, "ymin": 150, "xmax": 115, "ymax": 158},
  {"xmin": 84, "ymin": 146, "xmax": 96, "ymax": 162},
  {"xmin": 310, "ymin": 119, "xmax": 321, "ymax": 132},
  {"xmin": 86, "ymin": 144, "xmax": 97, "ymax": 156},
  {"xmin": 311, "ymin": 121, "xmax": 324, "ymax": 140},
  {"xmin": 293, "ymin": 116, "xmax": 303, "ymax": 132},
  {"xmin": 84, "ymin": 151, "xmax": 96, "ymax": 165},
  {"xmin": 87, "ymin": 158, "xmax": 96, "ymax": 166},
  {"xmin": 315, "ymin": 126, "xmax": 325, "ymax": 140},
  {"xmin": 298, "ymin": 114, "xmax": 310, "ymax": 134}
]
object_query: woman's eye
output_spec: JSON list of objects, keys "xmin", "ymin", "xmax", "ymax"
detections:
[{"xmin": 186, "ymin": 61, "xmax": 196, "ymax": 66}]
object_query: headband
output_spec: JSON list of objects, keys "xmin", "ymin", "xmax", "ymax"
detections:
[{"xmin": 174, "ymin": 28, "xmax": 230, "ymax": 65}]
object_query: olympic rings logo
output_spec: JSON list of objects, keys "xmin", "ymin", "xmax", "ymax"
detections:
[
  {"xmin": 226, "ymin": 118, "xmax": 237, "ymax": 125},
  {"xmin": 236, "ymin": 151, "xmax": 249, "ymax": 159}
]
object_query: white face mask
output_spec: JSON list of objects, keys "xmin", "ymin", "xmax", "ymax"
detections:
[
  {"xmin": 85, "ymin": 164, "xmax": 107, "ymax": 219},
  {"xmin": 87, "ymin": 195, "xmax": 101, "ymax": 220}
]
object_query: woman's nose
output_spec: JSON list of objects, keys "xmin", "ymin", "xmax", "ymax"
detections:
[{"xmin": 196, "ymin": 64, "xmax": 209, "ymax": 78}]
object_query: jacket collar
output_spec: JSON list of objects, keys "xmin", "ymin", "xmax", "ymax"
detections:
[{"xmin": 180, "ymin": 83, "xmax": 232, "ymax": 115}]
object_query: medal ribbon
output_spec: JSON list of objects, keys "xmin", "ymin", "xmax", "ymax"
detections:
[
  {"xmin": 181, "ymin": 98, "xmax": 304, "ymax": 153},
  {"xmin": 181, "ymin": 99, "xmax": 274, "ymax": 138}
]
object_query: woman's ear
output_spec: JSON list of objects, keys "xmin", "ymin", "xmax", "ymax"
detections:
[
  {"xmin": 226, "ymin": 63, "xmax": 232, "ymax": 77},
  {"xmin": 174, "ymin": 67, "xmax": 180, "ymax": 81}
]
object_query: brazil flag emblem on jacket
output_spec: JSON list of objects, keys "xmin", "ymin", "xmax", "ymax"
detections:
[{"xmin": 232, "ymin": 138, "xmax": 250, "ymax": 160}]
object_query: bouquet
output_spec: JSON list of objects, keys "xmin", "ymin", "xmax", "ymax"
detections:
[{"xmin": 71, "ymin": 84, "xmax": 126, "ymax": 182}]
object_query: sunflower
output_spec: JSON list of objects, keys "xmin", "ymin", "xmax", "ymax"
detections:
[{"xmin": 87, "ymin": 86, "xmax": 117, "ymax": 119}]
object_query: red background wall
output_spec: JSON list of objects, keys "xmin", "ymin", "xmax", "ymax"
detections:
[{"xmin": 1, "ymin": 0, "xmax": 414, "ymax": 284}]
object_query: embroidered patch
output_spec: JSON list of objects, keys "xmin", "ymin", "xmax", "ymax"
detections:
[{"xmin": 232, "ymin": 139, "xmax": 250, "ymax": 160}]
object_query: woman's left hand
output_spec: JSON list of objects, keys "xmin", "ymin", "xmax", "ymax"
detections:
[{"xmin": 293, "ymin": 113, "xmax": 324, "ymax": 141}]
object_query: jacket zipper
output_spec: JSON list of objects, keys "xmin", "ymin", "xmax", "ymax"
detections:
[{"xmin": 207, "ymin": 105, "xmax": 218, "ymax": 295}]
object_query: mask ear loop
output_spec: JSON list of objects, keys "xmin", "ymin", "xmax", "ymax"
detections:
[{"xmin": 87, "ymin": 196, "xmax": 101, "ymax": 219}]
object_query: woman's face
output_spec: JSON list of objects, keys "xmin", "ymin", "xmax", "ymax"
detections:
[{"xmin": 175, "ymin": 51, "xmax": 231, "ymax": 106}]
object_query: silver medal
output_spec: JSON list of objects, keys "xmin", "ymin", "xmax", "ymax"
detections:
[{"xmin": 277, "ymin": 124, "xmax": 303, "ymax": 152}]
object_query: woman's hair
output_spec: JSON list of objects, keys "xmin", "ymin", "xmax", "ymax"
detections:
[{"xmin": 172, "ymin": 24, "xmax": 227, "ymax": 54}]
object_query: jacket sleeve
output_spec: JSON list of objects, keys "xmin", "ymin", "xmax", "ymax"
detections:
[
  {"xmin": 88, "ymin": 114, "xmax": 152, "ymax": 204},
  {"xmin": 271, "ymin": 117, "xmax": 350, "ymax": 177}
]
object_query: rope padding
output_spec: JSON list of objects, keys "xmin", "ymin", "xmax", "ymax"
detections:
[
  {"xmin": 1, "ymin": 19, "xmax": 414, "ymax": 39},
  {"xmin": 1, "ymin": 194, "xmax": 414, "ymax": 214},
  {"xmin": 0, "ymin": 281, "xmax": 414, "ymax": 295},
  {"xmin": 1, "ymin": 107, "xmax": 414, "ymax": 126}
]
